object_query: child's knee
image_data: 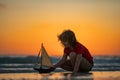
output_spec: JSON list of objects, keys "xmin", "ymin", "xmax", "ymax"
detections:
[{"xmin": 69, "ymin": 52, "xmax": 76, "ymax": 59}]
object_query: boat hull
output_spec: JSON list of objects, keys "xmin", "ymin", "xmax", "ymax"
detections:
[{"xmin": 34, "ymin": 67, "xmax": 55, "ymax": 73}]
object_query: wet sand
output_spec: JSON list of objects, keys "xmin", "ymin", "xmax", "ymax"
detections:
[{"xmin": 0, "ymin": 71, "xmax": 120, "ymax": 80}]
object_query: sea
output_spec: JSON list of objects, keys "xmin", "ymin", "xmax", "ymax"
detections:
[{"xmin": 0, "ymin": 56, "xmax": 120, "ymax": 73}]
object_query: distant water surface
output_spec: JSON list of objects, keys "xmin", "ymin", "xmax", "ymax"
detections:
[{"xmin": 0, "ymin": 56, "xmax": 120, "ymax": 73}]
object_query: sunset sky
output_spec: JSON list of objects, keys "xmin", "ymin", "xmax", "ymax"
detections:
[{"xmin": 0, "ymin": 0, "xmax": 120, "ymax": 56}]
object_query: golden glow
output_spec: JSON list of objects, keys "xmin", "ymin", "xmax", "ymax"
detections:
[{"xmin": 0, "ymin": 0, "xmax": 120, "ymax": 56}]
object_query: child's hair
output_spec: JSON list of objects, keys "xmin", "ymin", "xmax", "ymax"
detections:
[{"xmin": 58, "ymin": 29, "xmax": 77, "ymax": 48}]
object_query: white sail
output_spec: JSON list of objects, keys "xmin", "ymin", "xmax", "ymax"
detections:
[{"xmin": 41, "ymin": 44, "xmax": 53, "ymax": 67}]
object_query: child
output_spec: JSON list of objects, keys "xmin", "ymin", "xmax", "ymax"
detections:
[{"xmin": 54, "ymin": 29, "xmax": 94, "ymax": 73}]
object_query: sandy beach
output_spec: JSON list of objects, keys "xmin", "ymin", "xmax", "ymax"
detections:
[{"xmin": 0, "ymin": 71, "xmax": 120, "ymax": 80}]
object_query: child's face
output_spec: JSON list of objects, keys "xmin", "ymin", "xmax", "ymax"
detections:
[{"xmin": 61, "ymin": 41, "xmax": 70, "ymax": 48}]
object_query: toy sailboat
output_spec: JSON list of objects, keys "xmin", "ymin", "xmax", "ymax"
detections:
[{"xmin": 33, "ymin": 43, "xmax": 55, "ymax": 73}]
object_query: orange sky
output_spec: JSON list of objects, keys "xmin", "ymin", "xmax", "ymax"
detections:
[{"xmin": 0, "ymin": 0, "xmax": 120, "ymax": 56}]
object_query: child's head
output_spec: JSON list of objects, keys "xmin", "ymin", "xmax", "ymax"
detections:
[{"xmin": 58, "ymin": 29, "xmax": 77, "ymax": 48}]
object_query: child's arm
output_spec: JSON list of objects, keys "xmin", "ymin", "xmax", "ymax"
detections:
[
  {"xmin": 73, "ymin": 54, "xmax": 82, "ymax": 73},
  {"xmin": 54, "ymin": 53, "xmax": 67, "ymax": 68}
]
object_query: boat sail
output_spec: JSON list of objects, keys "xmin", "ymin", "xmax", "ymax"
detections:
[
  {"xmin": 41, "ymin": 44, "xmax": 53, "ymax": 67},
  {"xmin": 33, "ymin": 43, "xmax": 55, "ymax": 73}
]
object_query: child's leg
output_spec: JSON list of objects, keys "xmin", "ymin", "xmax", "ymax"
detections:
[
  {"xmin": 60, "ymin": 60, "xmax": 73, "ymax": 71},
  {"xmin": 60, "ymin": 52, "xmax": 79, "ymax": 71},
  {"xmin": 79, "ymin": 57, "xmax": 93, "ymax": 72},
  {"xmin": 59, "ymin": 52, "xmax": 77, "ymax": 71},
  {"xmin": 69, "ymin": 52, "xmax": 77, "ymax": 67},
  {"xmin": 69, "ymin": 52, "xmax": 93, "ymax": 72}
]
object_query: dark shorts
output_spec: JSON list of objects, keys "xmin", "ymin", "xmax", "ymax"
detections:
[{"xmin": 78, "ymin": 57, "xmax": 93, "ymax": 72}]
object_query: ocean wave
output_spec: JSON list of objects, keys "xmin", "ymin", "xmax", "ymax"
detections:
[{"xmin": 0, "ymin": 56, "xmax": 120, "ymax": 73}]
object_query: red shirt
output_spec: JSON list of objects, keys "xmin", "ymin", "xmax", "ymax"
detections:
[{"xmin": 64, "ymin": 42, "xmax": 93, "ymax": 64}]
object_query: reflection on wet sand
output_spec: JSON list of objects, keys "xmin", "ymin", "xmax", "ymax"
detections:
[
  {"xmin": 49, "ymin": 72, "xmax": 93, "ymax": 80},
  {"xmin": 0, "ymin": 71, "xmax": 119, "ymax": 80},
  {"xmin": 0, "ymin": 72, "xmax": 93, "ymax": 80}
]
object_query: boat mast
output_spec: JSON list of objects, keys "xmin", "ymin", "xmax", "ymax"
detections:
[
  {"xmin": 33, "ymin": 43, "xmax": 42, "ymax": 68},
  {"xmin": 40, "ymin": 43, "xmax": 43, "ymax": 69}
]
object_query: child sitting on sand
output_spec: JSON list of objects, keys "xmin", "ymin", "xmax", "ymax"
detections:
[{"xmin": 54, "ymin": 29, "xmax": 94, "ymax": 73}]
